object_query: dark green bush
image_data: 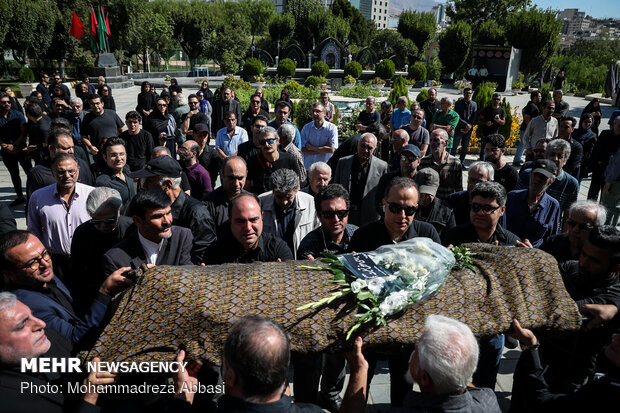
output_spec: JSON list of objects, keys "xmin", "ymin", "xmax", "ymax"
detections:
[
  {"xmin": 311, "ymin": 61, "xmax": 329, "ymax": 78},
  {"xmin": 408, "ymin": 62, "xmax": 427, "ymax": 82},
  {"xmin": 277, "ymin": 58, "xmax": 296, "ymax": 77},
  {"xmin": 344, "ymin": 61, "xmax": 363, "ymax": 79},
  {"xmin": 473, "ymin": 82, "xmax": 495, "ymax": 111},
  {"xmin": 243, "ymin": 58, "xmax": 263, "ymax": 77},
  {"xmin": 416, "ymin": 88, "xmax": 429, "ymax": 102},
  {"xmin": 304, "ymin": 75, "xmax": 327, "ymax": 88},
  {"xmin": 375, "ymin": 59, "xmax": 396, "ymax": 80},
  {"xmin": 19, "ymin": 67, "xmax": 35, "ymax": 83},
  {"xmin": 389, "ymin": 76, "xmax": 410, "ymax": 107}
]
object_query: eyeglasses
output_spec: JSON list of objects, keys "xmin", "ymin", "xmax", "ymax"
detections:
[
  {"xmin": 400, "ymin": 154, "xmax": 418, "ymax": 163},
  {"xmin": 533, "ymin": 149, "xmax": 545, "ymax": 154},
  {"xmin": 566, "ymin": 219, "xmax": 594, "ymax": 231},
  {"xmin": 320, "ymin": 210, "xmax": 349, "ymax": 219},
  {"xmin": 157, "ymin": 103, "xmax": 167, "ymax": 107},
  {"xmin": 0, "ymin": 100, "xmax": 11, "ymax": 105},
  {"xmin": 21, "ymin": 250, "xmax": 51, "ymax": 271},
  {"xmin": 189, "ymin": 101, "xmax": 199, "ymax": 105},
  {"xmin": 471, "ymin": 203, "xmax": 501, "ymax": 214},
  {"xmin": 387, "ymin": 202, "xmax": 417, "ymax": 216},
  {"xmin": 259, "ymin": 138, "xmax": 277, "ymax": 145},
  {"xmin": 412, "ymin": 115, "xmax": 423, "ymax": 120},
  {"xmin": 91, "ymin": 217, "xmax": 118, "ymax": 226},
  {"xmin": 252, "ymin": 100, "xmax": 261, "ymax": 104}
]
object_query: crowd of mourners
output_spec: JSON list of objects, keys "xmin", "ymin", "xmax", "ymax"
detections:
[{"xmin": 0, "ymin": 72, "xmax": 619, "ymax": 413}]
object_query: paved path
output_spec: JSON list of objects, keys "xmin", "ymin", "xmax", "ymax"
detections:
[{"xmin": 0, "ymin": 81, "xmax": 610, "ymax": 412}]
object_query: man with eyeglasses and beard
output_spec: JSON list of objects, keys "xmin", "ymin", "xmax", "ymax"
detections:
[
  {"xmin": 349, "ymin": 177, "xmax": 440, "ymax": 407},
  {"xmin": 181, "ymin": 94, "xmax": 210, "ymax": 138},
  {"xmin": 69, "ymin": 187, "xmax": 134, "ymax": 314}
]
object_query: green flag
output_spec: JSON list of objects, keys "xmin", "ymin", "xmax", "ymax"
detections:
[{"xmin": 97, "ymin": 6, "xmax": 106, "ymax": 52}]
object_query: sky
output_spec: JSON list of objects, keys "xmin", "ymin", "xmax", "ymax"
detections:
[{"xmin": 521, "ymin": 1, "xmax": 618, "ymax": 19}]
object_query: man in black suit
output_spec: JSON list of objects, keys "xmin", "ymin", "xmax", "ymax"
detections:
[
  {"xmin": 211, "ymin": 87, "xmax": 241, "ymax": 134},
  {"xmin": 102, "ymin": 189, "xmax": 193, "ymax": 276}
]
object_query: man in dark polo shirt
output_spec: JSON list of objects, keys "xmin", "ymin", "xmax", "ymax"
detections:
[
  {"xmin": 181, "ymin": 94, "xmax": 210, "ymax": 138},
  {"xmin": 484, "ymin": 133, "xmax": 518, "ymax": 193},
  {"xmin": 205, "ymin": 193, "xmax": 293, "ymax": 264},
  {"xmin": 355, "ymin": 97, "xmax": 380, "ymax": 132},
  {"xmin": 81, "ymin": 94, "xmax": 125, "ymax": 155},
  {"xmin": 119, "ymin": 110, "xmax": 153, "ymax": 172}
]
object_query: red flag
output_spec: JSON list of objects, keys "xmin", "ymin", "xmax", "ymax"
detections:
[
  {"xmin": 90, "ymin": 5, "xmax": 97, "ymax": 36},
  {"xmin": 69, "ymin": 11, "xmax": 85, "ymax": 40},
  {"xmin": 105, "ymin": 10, "xmax": 111, "ymax": 36}
]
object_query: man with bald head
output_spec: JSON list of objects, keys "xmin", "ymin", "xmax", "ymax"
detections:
[
  {"xmin": 334, "ymin": 133, "xmax": 388, "ymax": 226},
  {"xmin": 419, "ymin": 129, "xmax": 463, "ymax": 200},
  {"xmin": 388, "ymin": 129, "xmax": 410, "ymax": 172},
  {"xmin": 205, "ymin": 193, "xmax": 293, "ymax": 264}
]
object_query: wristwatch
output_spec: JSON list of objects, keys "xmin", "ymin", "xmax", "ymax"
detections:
[{"xmin": 521, "ymin": 342, "xmax": 540, "ymax": 351}]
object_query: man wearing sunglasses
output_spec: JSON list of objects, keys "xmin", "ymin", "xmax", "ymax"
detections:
[
  {"xmin": 181, "ymin": 94, "xmax": 210, "ymax": 138},
  {"xmin": 240, "ymin": 94, "xmax": 268, "ymax": 135},
  {"xmin": 541, "ymin": 199, "xmax": 607, "ymax": 264}
]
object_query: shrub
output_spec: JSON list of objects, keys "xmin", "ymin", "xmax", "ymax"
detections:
[
  {"xmin": 427, "ymin": 56, "xmax": 442, "ymax": 81},
  {"xmin": 304, "ymin": 75, "xmax": 327, "ymax": 88},
  {"xmin": 221, "ymin": 75, "xmax": 252, "ymax": 92},
  {"xmin": 499, "ymin": 98, "xmax": 513, "ymax": 139},
  {"xmin": 375, "ymin": 59, "xmax": 396, "ymax": 80},
  {"xmin": 416, "ymin": 88, "xmax": 429, "ymax": 102},
  {"xmin": 389, "ymin": 76, "xmax": 410, "ymax": 107},
  {"xmin": 336, "ymin": 83, "xmax": 383, "ymax": 99},
  {"xmin": 243, "ymin": 58, "xmax": 263, "ymax": 77},
  {"xmin": 311, "ymin": 61, "xmax": 329, "ymax": 78},
  {"xmin": 19, "ymin": 67, "xmax": 34, "ymax": 83},
  {"xmin": 295, "ymin": 99, "xmax": 315, "ymax": 129},
  {"xmin": 277, "ymin": 58, "xmax": 296, "ymax": 77},
  {"xmin": 473, "ymin": 82, "xmax": 495, "ymax": 111},
  {"xmin": 344, "ymin": 61, "xmax": 363, "ymax": 79},
  {"xmin": 344, "ymin": 75, "xmax": 357, "ymax": 85},
  {"xmin": 408, "ymin": 62, "xmax": 426, "ymax": 82},
  {"xmin": 370, "ymin": 77, "xmax": 385, "ymax": 85},
  {"xmin": 220, "ymin": 51, "xmax": 239, "ymax": 75}
]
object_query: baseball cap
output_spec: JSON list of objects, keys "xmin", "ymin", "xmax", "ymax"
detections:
[
  {"xmin": 415, "ymin": 168, "xmax": 440, "ymax": 197},
  {"xmin": 531, "ymin": 159, "xmax": 558, "ymax": 179},
  {"xmin": 401, "ymin": 144, "xmax": 421, "ymax": 159},
  {"xmin": 194, "ymin": 123, "xmax": 209, "ymax": 134},
  {"xmin": 128, "ymin": 155, "xmax": 182, "ymax": 179}
]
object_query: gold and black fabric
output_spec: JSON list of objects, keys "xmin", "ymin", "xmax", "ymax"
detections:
[{"xmin": 84, "ymin": 244, "xmax": 581, "ymax": 365}]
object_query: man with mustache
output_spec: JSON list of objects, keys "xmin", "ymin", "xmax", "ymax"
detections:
[
  {"xmin": 419, "ymin": 129, "xmax": 463, "ymax": 200},
  {"xmin": 102, "ymin": 189, "xmax": 193, "ymax": 276}
]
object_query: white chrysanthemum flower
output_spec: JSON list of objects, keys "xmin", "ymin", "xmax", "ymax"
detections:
[
  {"xmin": 367, "ymin": 277, "xmax": 385, "ymax": 295},
  {"xmin": 350, "ymin": 279, "xmax": 367, "ymax": 293}
]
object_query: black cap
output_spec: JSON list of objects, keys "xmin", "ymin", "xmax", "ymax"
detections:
[
  {"xmin": 531, "ymin": 159, "xmax": 558, "ymax": 179},
  {"xmin": 194, "ymin": 123, "xmax": 209, "ymax": 134},
  {"xmin": 128, "ymin": 155, "xmax": 182, "ymax": 179},
  {"xmin": 401, "ymin": 144, "xmax": 421, "ymax": 159}
]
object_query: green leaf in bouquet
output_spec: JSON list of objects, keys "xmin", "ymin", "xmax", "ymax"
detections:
[{"xmin": 356, "ymin": 291, "xmax": 373, "ymax": 301}]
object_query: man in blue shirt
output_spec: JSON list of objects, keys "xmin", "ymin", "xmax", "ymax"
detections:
[
  {"xmin": 389, "ymin": 96, "xmax": 411, "ymax": 131},
  {"xmin": 504, "ymin": 159, "xmax": 561, "ymax": 247},
  {"xmin": 269, "ymin": 100, "xmax": 301, "ymax": 149}
]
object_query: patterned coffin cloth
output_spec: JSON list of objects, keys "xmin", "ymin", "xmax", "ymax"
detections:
[{"xmin": 84, "ymin": 243, "xmax": 581, "ymax": 365}]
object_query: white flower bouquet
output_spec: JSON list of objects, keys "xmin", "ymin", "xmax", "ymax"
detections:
[{"xmin": 298, "ymin": 238, "xmax": 460, "ymax": 339}]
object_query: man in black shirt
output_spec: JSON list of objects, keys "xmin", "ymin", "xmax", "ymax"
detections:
[
  {"xmin": 246, "ymin": 126, "xmax": 301, "ymax": 194},
  {"xmin": 205, "ymin": 193, "xmax": 293, "ymax": 264},
  {"xmin": 181, "ymin": 94, "xmax": 210, "ymax": 138},
  {"xmin": 81, "ymin": 94, "xmax": 125, "ymax": 155},
  {"xmin": 413, "ymin": 168, "xmax": 455, "ymax": 241},
  {"xmin": 237, "ymin": 115, "xmax": 268, "ymax": 162},
  {"xmin": 25, "ymin": 103, "xmax": 51, "ymax": 165},
  {"xmin": 420, "ymin": 87, "xmax": 440, "ymax": 125},
  {"xmin": 211, "ymin": 87, "xmax": 241, "ymax": 134},
  {"xmin": 484, "ymin": 133, "xmax": 518, "ymax": 193},
  {"xmin": 478, "ymin": 93, "xmax": 505, "ymax": 160},
  {"xmin": 119, "ymin": 110, "xmax": 153, "ymax": 172},
  {"xmin": 355, "ymin": 97, "xmax": 380, "ymax": 132},
  {"xmin": 558, "ymin": 116, "xmax": 583, "ymax": 179}
]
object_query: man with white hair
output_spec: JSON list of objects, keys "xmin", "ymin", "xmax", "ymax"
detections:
[
  {"xmin": 419, "ymin": 129, "xmax": 463, "ymax": 200},
  {"xmin": 334, "ymin": 133, "xmax": 388, "ymax": 226},
  {"xmin": 446, "ymin": 161, "xmax": 494, "ymax": 225},
  {"xmin": 278, "ymin": 123, "xmax": 306, "ymax": 184},
  {"xmin": 343, "ymin": 314, "xmax": 501, "ymax": 412},
  {"xmin": 541, "ymin": 199, "xmax": 607, "ymax": 264},
  {"xmin": 430, "ymin": 96, "xmax": 460, "ymax": 150},
  {"xmin": 302, "ymin": 161, "xmax": 331, "ymax": 197}
]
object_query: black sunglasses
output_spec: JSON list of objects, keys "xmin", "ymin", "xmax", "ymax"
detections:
[
  {"xmin": 320, "ymin": 210, "xmax": 349, "ymax": 219},
  {"xmin": 566, "ymin": 218, "xmax": 594, "ymax": 231},
  {"xmin": 259, "ymin": 138, "xmax": 277, "ymax": 145},
  {"xmin": 387, "ymin": 202, "xmax": 417, "ymax": 216},
  {"xmin": 471, "ymin": 203, "xmax": 501, "ymax": 214},
  {"xmin": 91, "ymin": 217, "xmax": 118, "ymax": 225}
]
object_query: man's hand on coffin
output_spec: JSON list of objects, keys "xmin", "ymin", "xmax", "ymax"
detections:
[
  {"xmin": 82, "ymin": 357, "xmax": 119, "ymax": 405},
  {"xmin": 581, "ymin": 303, "xmax": 619, "ymax": 330},
  {"xmin": 99, "ymin": 266, "xmax": 133, "ymax": 296},
  {"xmin": 516, "ymin": 239, "xmax": 533, "ymax": 248},
  {"xmin": 509, "ymin": 319, "xmax": 537, "ymax": 347},
  {"xmin": 173, "ymin": 349, "xmax": 200, "ymax": 405}
]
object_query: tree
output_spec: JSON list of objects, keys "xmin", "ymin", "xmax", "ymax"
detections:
[
  {"xmin": 3, "ymin": 0, "xmax": 57, "ymax": 64},
  {"xmin": 170, "ymin": 1, "xmax": 218, "ymax": 71},
  {"xmin": 269, "ymin": 13, "xmax": 295, "ymax": 45},
  {"xmin": 505, "ymin": 7, "xmax": 561, "ymax": 77},
  {"xmin": 288, "ymin": 0, "xmax": 322, "ymax": 50},
  {"xmin": 209, "ymin": 6, "xmax": 251, "ymax": 70},
  {"xmin": 370, "ymin": 29, "xmax": 417, "ymax": 65},
  {"xmin": 330, "ymin": 0, "xmax": 375, "ymax": 47},
  {"xmin": 397, "ymin": 10, "xmax": 436, "ymax": 56},
  {"xmin": 236, "ymin": 0, "xmax": 276, "ymax": 36},
  {"xmin": 438, "ymin": 21, "xmax": 472, "ymax": 76},
  {"xmin": 474, "ymin": 20, "xmax": 507, "ymax": 45},
  {"xmin": 446, "ymin": 0, "xmax": 529, "ymax": 26}
]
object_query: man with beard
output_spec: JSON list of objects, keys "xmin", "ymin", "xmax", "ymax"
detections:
[
  {"xmin": 478, "ymin": 93, "xmax": 505, "ymax": 160},
  {"xmin": 557, "ymin": 116, "xmax": 583, "ymax": 179},
  {"xmin": 541, "ymin": 200, "xmax": 607, "ymax": 264},
  {"xmin": 102, "ymin": 189, "xmax": 193, "ymax": 276},
  {"xmin": 212, "ymin": 87, "xmax": 241, "ymax": 134},
  {"xmin": 119, "ymin": 110, "xmax": 153, "ymax": 172},
  {"xmin": 178, "ymin": 140, "xmax": 212, "ymax": 200},
  {"xmin": 504, "ymin": 159, "xmax": 561, "ymax": 248},
  {"xmin": 334, "ymin": 133, "xmax": 388, "ymax": 226},
  {"xmin": 375, "ymin": 144, "xmax": 421, "ymax": 215},
  {"xmin": 523, "ymin": 100, "xmax": 558, "ymax": 161},
  {"xmin": 181, "ymin": 94, "xmax": 210, "ymax": 138},
  {"xmin": 268, "ymin": 101, "xmax": 301, "ymax": 149},
  {"xmin": 402, "ymin": 109, "xmax": 430, "ymax": 157},
  {"xmin": 413, "ymin": 168, "xmax": 455, "ymax": 241},
  {"xmin": 27, "ymin": 154, "xmax": 94, "ymax": 280},
  {"xmin": 237, "ymin": 115, "xmax": 269, "ymax": 162},
  {"xmin": 420, "ymin": 87, "xmax": 440, "ymax": 125},
  {"xmin": 204, "ymin": 156, "xmax": 249, "ymax": 237},
  {"xmin": 81, "ymin": 94, "xmax": 125, "ymax": 156},
  {"xmin": 483, "ymin": 133, "xmax": 518, "ymax": 193},
  {"xmin": 419, "ymin": 129, "xmax": 463, "ymax": 200},
  {"xmin": 451, "ymin": 87, "xmax": 477, "ymax": 165}
]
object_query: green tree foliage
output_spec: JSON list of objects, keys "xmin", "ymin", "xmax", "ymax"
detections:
[
  {"xmin": 344, "ymin": 61, "xmax": 363, "ymax": 79},
  {"xmin": 278, "ymin": 58, "xmax": 296, "ymax": 77},
  {"xmin": 446, "ymin": 0, "xmax": 529, "ymax": 26},
  {"xmin": 438, "ymin": 21, "xmax": 472, "ymax": 75},
  {"xmin": 288, "ymin": 0, "xmax": 322, "ymax": 50},
  {"xmin": 3, "ymin": 0, "xmax": 57, "ymax": 64},
  {"xmin": 304, "ymin": 75, "xmax": 327, "ymax": 87},
  {"xmin": 397, "ymin": 11, "xmax": 436, "ymax": 56},
  {"xmin": 416, "ymin": 89, "xmax": 429, "ymax": 102},
  {"xmin": 269, "ymin": 13, "xmax": 295, "ymax": 44},
  {"xmin": 311, "ymin": 61, "xmax": 329, "ymax": 77},
  {"xmin": 505, "ymin": 7, "xmax": 561, "ymax": 77},
  {"xmin": 244, "ymin": 58, "xmax": 264, "ymax": 77},
  {"xmin": 18, "ymin": 67, "xmax": 34, "ymax": 83},
  {"xmin": 371, "ymin": 29, "xmax": 417, "ymax": 64},
  {"xmin": 210, "ymin": 5, "xmax": 251, "ymax": 69},
  {"xmin": 375, "ymin": 59, "xmax": 395, "ymax": 80},
  {"xmin": 307, "ymin": 9, "xmax": 350, "ymax": 47},
  {"xmin": 220, "ymin": 50, "xmax": 239, "ymax": 75},
  {"xmin": 474, "ymin": 20, "xmax": 507, "ymax": 45},
  {"xmin": 0, "ymin": 1, "xmax": 12, "ymax": 49},
  {"xmin": 427, "ymin": 55, "xmax": 443, "ymax": 81},
  {"xmin": 389, "ymin": 76, "xmax": 410, "ymax": 107},
  {"xmin": 473, "ymin": 82, "xmax": 496, "ymax": 112},
  {"xmin": 408, "ymin": 62, "xmax": 427, "ymax": 81},
  {"xmin": 170, "ymin": 1, "xmax": 218, "ymax": 69},
  {"xmin": 499, "ymin": 98, "xmax": 513, "ymax": 138},
  {"xmin": 236, "ymin": 0, "xmax": 276, "ymax": 36},
  {"xmin": 330, "ymin": 0, "xmax": 375, "ymax": 47}
]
